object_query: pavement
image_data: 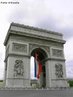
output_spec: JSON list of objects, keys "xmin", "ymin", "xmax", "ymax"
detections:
[{"xmin": 0, "ymin": 88, "xmax": 73, "ymax": 97}]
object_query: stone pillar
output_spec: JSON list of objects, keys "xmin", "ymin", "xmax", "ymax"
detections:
[
  {"xmin": 46, "ymin": 61, "xmax": 52, "ymax": 88},
  {"xmin": 5, "ymin": 55, "xmax": 31, "ymax": 88},
  {"xmin": 4, "ymin": 41, "xmax": 31, "ymax": 88},
  {"xmin": 22, "ymin": 56, "xmax": 31, "ymax": 88}
]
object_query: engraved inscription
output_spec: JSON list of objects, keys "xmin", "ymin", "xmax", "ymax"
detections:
[
  {"xmin": 52, "ymin": 49, "xmax": 63, "ymax": 57},
  {"xmin": 55, "ymin": 64, "xmax": 63, "ymax": 78},
  {"xmin": 12, "ymin": 43, "xmax": 27, "ymax": 53},
  {"xmin": 14, "ymin": 60, "xmax": 24, "ymax": 77}
]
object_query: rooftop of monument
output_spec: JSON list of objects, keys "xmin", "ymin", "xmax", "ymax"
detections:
[
  {"xmin": 10, "ymin": 22, "xmax": 62, "ymax": 36},
  {"xmin": 4, "ymin": 22, "xmax": 65, "ymax": 45}
]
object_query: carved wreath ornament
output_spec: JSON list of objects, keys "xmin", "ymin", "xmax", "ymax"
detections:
[
  {"xmin": 14, "ymin": 60, "xmax": 24, "ymax": 77},
  {"xmin": 55, "ymin": 64, "xmax": 63, "ymax": 78}
]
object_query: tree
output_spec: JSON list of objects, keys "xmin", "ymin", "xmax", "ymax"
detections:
[{"xmin": 68, "ymin": 80, "xmax": 73, "ymax": 87}]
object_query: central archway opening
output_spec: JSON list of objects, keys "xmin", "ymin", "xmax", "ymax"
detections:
[{"xmin": 31, "ymin": 48, "xmax": 47, "ymax": 88}]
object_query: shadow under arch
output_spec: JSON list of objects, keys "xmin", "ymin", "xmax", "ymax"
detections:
[
  {"xmin": 31, "ymin": 48, "xmax": 48, "ymax": 88},
  {"xmin": 31, "ymin": 48, "xmax": 48, "ymax": 63}
]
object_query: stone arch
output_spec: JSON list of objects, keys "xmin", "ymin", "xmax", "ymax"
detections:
[
  {"xmin": 29, "ymin": 44, "xmax": 49, "ymax": 58},
  {"xmin": 30, "ymin": 47, "xmax": 48, "ymax": 88},
  {"xmin": 31, "ymin": 48, "xmax": 48, "ymax": 61}
]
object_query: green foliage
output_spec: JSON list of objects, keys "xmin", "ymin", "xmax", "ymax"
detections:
[
  {"xmin": 0, "ymin": 80, "xmax": 4, "ymax": 88},
  {"xmin": 68, "ymin": 80, "xmax": 73, "ymax": 87},
  {"xmin": 0, "ymin": 80, "xmax": 3, "ymax": 82}
]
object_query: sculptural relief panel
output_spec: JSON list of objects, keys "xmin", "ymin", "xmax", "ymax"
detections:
[
  {"xmin": 12, "ymin": 43, "xmax": 27, "ymax": 53},
  {"xmin": 14, "ymin": 60, "xmax": 24, "ymax": 77},
  {"xmin": 55, "ymin": 63, "xmax": 63, "ymax": 78},
  {"xmin": 52, "ymin": 49, "xmax": 63, "ymax": 57}
]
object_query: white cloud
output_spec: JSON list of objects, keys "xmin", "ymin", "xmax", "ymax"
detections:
[
  {"xmin": 66, "ymin": 61, "xmax": 73, "ymax": 78},
  {"xmin": 64, "ymin": 37, "xmax": 73, "ymax": 62}
]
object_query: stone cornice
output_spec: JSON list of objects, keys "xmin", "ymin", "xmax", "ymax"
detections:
[
  {"xmin": 4, "ymin": 22, "xmax": 66, "ymax": 46},
  {"xmin": 11, "ymin": 22, "xmax": 63, "ymax": 36},
  {"xmin": 51, "ymin": 79, "xmax": 67, "ymax": 80},
  {"xmin": 4, "ymin": 30, "xmax": 65, "ymax": 46},
  {"xmin": 4, "ymin": 53, "xmax": 30, "ymax": 62},
  {"xmin": 44, "ymin": 58, "xmax": 65, "ymax": 62}
]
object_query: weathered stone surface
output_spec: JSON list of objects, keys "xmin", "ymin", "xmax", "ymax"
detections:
[{"xmin": 4, "ymin": 23, "xmax": 68, "ymax": 88}]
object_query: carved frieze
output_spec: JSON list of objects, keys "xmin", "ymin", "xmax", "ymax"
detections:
[
  {"xmin": 55, "ymin": 64, "xmax": 63, "ymax": 78},
  {"xmin": 12, "ymin": 43, "xmax": 27, "ymax": 53},
  {"xmin": 14, "ymin": 60, "xmax": 24, "ymax": 77},
  {"xmin": 52, "ymin": 49, "xmax": 63, "ymax": 57}
]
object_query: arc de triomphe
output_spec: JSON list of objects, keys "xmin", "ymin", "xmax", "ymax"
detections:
[{"xmin": 4, "ymin": 23, "xmax": 68, "ymax": 88}]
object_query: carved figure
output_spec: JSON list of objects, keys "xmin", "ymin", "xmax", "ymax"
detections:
[
  {"xmin": 55, "ymin": 64, "xmax": 63, "ymax": 78},
  {"xmin": 14, "ymin": 60, "xmax": 24, "ymax": 77}
]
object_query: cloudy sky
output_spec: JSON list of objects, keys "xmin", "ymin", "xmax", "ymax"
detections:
[{"xmin": 0, "ymin": 0, "xmax": 73, "ymax": 79}]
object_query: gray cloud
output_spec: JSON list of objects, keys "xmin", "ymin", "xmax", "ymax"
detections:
[
  {"xmin": 66, "ymin": 61, "xmax": 73, "ymax": 78},
  {"xmin": 7, "ymin": 9, "xmax": 26, "ymax": 23},
  {"xmin": 36, "ymin": 16, "xmax": 58, "ymax": 31},
  {"xmin": 60, "ymin": 27, "xmax": 73, "ymax": 39},
  {"xmin": 6, "ymin": 0, "xmax": 73, "ymax": 41},
  {"xmin": 35, "ymin": 16, "xmax": 73, "ymax": 40}
]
